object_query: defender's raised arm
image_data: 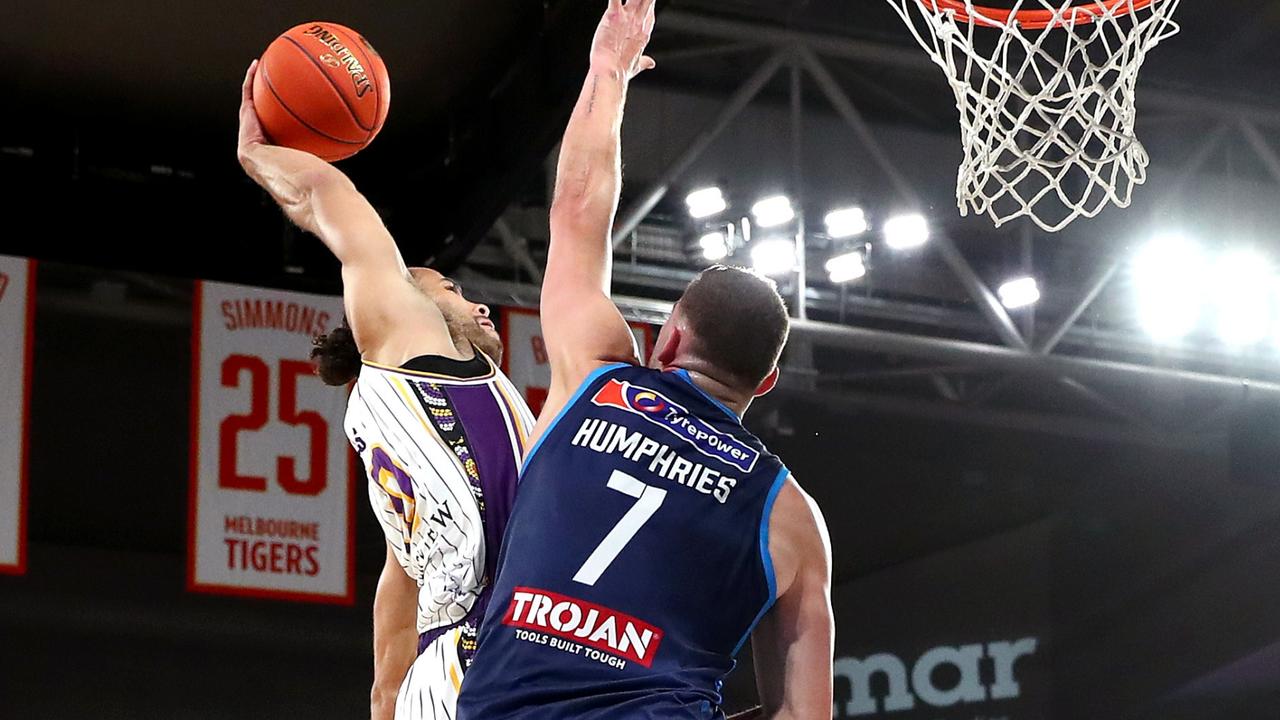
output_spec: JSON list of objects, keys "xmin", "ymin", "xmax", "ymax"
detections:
[{"xmin": 538, "ymin": 0, "xmax": 657, "ymax": 422}]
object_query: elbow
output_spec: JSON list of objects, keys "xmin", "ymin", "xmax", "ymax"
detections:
[
  {"xmin": 548, "ymin": 211, "xmax": 576, "ymax": 244},
  {"xmin": 549, "ymin": 198, "xmax": 610, "ymax": 244},
  {"xmin": 549, "ymin": 194, "xmax": 590, "ymax": 231},
  {"xmin": 550, "ymin": 166, "xmax": 610, "ymax": 228}
]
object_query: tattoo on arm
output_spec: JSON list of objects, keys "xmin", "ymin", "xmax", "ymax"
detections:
[{"xmin": 587, "ymin": 75, "xmax": 600, "ymax": 115}]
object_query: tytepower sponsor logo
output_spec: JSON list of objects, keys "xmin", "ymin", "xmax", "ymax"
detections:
[{"xmin": 591, "ymin": 379, "xmax": 759, "ymax": 473}]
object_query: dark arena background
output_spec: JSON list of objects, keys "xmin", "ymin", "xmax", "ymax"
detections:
[{"xmin": 4, "ymin": 1, "xmax": 1280, "ymax": 718}]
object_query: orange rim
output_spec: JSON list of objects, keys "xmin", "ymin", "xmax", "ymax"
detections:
[{"xmin": 921, "ymin": 0, "xmax": 1159, "ymax": 29}]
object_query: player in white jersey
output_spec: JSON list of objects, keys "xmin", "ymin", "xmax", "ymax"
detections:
[
  {"xmin": 236, "ymin": 61, "xmax": 534, "ymax": 720},
  {"xmin": 340, "ymin": 345, "xmax": 533, "ymax": 720}
]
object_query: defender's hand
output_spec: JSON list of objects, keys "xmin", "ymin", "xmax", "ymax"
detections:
[
  {"xmin": 237, "ymin": 60, "xmax": 267, "ymax": 164},
  {"xmin": 589, "ymin": 0, "xmax": 658, "ymax": 80}
]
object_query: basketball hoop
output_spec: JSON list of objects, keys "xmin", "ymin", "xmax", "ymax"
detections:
[
  {"xmin": 922, "ymin": 0, "xmax": 1160, "ymax": 29},
  {"xmin": 885, "ymin": 0, "xmax": 1182, "ymax": 232}
]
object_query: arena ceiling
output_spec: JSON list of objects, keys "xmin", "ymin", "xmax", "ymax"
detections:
[
  {"xmin": 4, "ymin": 0, "xmax": 1277, "ymax": 273},
  {"xmin": 9, "ymin": 0, "xmax": 1272, "ymax": 152},
  {"xmin": 6, "ymin": 0, "xmax": 1280, "ymax": 416}
]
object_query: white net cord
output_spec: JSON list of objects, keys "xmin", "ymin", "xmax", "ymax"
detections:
[{"xmin": 886, "ymin": 0, "xmax": 1181, "ymax": 232}]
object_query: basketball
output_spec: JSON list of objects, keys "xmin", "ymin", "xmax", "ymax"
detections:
[{"xmin": 252, "ymin": 22, "xmax": 391, "ymax": 162}]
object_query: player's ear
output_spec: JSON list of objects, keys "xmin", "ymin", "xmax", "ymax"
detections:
[
  {"xmin": 753, "ymin": 366, "xmax": 779, "ymax": 398},
  {"xmin": 655, "ymin": 325, "xmax": 682, "ymax": 369}
]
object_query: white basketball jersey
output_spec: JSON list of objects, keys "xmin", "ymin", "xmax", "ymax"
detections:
[{"xmin": 345, "ymin": 352, "xmax": 534, "ymax": 638}]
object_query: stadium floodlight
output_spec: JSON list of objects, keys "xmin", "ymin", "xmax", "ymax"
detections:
[
  {"xmin": 1273, "ymin": 288, "xmax": 1280, "ymax": 351},
  {"xmin": 1211, "ymin": 249, "xmax": 1274, "ymax": 346},
  {"xmin": 825, "ymin": 252, "xmax": 867, "ymax": 284},
  {"xmin": 884, "ymin": 213, "xmax": 930, "ymax": 250},
  {"xmin": 751, "ymin": 239, "xmax": 796, "ymax": 276},
  {"xmin": 699, "ymin": 232, "xmax": 729, "ymax": 262},
  {"xmin": 752, "ymin": 195, "xmax": 795, "ymax": 228},
  {"xmin": 998, "ymin": 276, "xmax": 1041, "ymax": 310},
  {"xmin": 686, "ymin": 187, "xmax": 727, "ymax": 219},
  {"xmin": 825, "ymin": 207, "xmax": 869, "ymax": 239},
  {"xmin": 1133, "ymin": 235, "xmax": 1206, "ymax": 342}
]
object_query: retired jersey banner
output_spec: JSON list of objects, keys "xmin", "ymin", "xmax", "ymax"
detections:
[
  {"xmin": 501, "ymin": 306, "xmax": 652, "ymax": 416},
  {"xmin": 189, "ymin": 281, "xmax": 354, "ymax": 604},
  {"xmin": 0, "ymin": 255, "xmax": 34, "ymax": 574}
]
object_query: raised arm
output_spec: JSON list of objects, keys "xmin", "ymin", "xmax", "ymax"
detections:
[
  {"xmin": 752, "ymin": 480, "xmax": 835, "ymax": 719},
  {"xmin": 538, "ymin": 0, "xmax": 657, "ymax": 418},
  {"xmin": 236, "ymin": 61, "xmax": 454, "ymax": 362}
]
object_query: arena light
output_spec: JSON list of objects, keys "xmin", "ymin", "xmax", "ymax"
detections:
[
  {"xmin": 825, "ymin": 252, "xmax": 867, "ymax": 284},
  {"xmin": 1273, "ymin": 288, "xmax": 1280, "ymax": 351},
  {"xmin": 1210, "ymin": 249, "xmax": 1274, "ymax": 346},
  {"xmin": 752, "ymin": 195, "xmax": 795, "ymax": 228},
  {"xmin": 686, "ymin": 187, "xmax": 727, "ymax": 219},
  {"xmin": 998, "ymin": 276, "xmax": 1041, "ymax": 310},
  {"xmin": 1133, "ymin": 235, "xmax": 1206, "ymax": 342},
  {"xmin": 751, "ymin": 239, "xmax": 797, "ymax": 277},
  {"xmin": 699, "ymin": 231, "xmax": 729, "ymax": 262},
  {"xmin": 884, "ymin": 213, "xmax": 930, "ymax": 250},
  {"xmin": 825, "ymin": 207, "xmax": 869, "ymax": 239}
]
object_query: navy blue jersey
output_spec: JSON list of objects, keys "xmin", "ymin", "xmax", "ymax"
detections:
[{"xmin": 458, "ymin": 363, "xmax": 788, "ymax": 720}]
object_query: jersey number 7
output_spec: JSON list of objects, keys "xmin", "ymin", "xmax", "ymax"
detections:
[{"xmin": 573, "ymin": 470, "xmax": 668, "ymax": 586}]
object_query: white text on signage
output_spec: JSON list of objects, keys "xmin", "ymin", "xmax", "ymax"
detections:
[{"xmin": 834, "ymin": 637, "xmax": 1038, "ymax": 717}]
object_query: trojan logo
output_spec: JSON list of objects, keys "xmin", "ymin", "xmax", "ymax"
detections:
[
  {"xmin": 591, "ymin": 379, "xmax": 760, "ymax": 473},
  {"xmin": 503, "ymin": 587, "xmax": 664, "ymax": 668}
]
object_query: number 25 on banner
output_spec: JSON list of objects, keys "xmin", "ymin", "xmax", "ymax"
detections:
[
  {"xmin": 219, "ymin": 356, "xmax": 327, "ymax": 496},
  {"xmin": 189, "ymin": 281, "xmax": 354, "ymax": 604}
]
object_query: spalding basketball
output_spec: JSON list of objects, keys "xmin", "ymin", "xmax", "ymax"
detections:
[{"xmin": 252, "ymin": 22, "xmax": 391, "ymax": 162}]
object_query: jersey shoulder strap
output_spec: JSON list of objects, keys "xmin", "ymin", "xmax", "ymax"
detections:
[{"xmin": 521, "ymin": 362, "xmax": 631, "ymax": 471}]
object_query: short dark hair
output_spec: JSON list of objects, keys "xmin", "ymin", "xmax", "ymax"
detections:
[
  {"xmin": 676, "ymin": 265, "xmax": 790, "ymax": 389},
  {"xmin": 311, "ymin": 319, "xmax": 361, "ymax": 386}
]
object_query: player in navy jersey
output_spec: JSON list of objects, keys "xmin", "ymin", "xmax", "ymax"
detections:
[{"xmin": 457, "ymin": 1, "xmax": 834, "ymax": 718}]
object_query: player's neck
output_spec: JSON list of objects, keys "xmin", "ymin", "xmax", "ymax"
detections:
[
  {"xmin": 448, "ymin": 338, "xmax": 478, "ymax": 362},
  {"xmin": 436, "ymin": 331, "xmax": 479, "ymax": 363},
  {"xmin": 669, "ymin": 363, "xmax": 752, "ymax": 418},
  {"xmin": 367, "ymin": 337, "xmax": 477, "ymax": 367}
]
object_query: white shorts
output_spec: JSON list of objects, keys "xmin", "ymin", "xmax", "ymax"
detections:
[{"xmin": 394, "ymin": 624, "xmax": 475, "ymax": 720}]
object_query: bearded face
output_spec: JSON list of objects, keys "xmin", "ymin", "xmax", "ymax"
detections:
[
  {"xmin": 409, "ymin": 268, "xmax": 503, "ymax": 365},
  {"xmin": 437, "ymin": 293, "xmax": 503, "ymax": 364}
]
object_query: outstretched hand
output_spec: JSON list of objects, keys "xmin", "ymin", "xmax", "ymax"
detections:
[
  {"xmin": 237, "ymin": 60, "xmax": 267, "ymax": 162},
  {"xmin": 590, "ymin": 0, "xmax": 658, "ymax": 80}
]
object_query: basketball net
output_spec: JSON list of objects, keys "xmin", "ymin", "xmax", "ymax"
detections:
[{"xmin": 886, "ymin": 0, "xmax": 1181, "ymax": 232}]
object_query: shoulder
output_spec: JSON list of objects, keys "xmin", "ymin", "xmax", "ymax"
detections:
[
  {"xmin": 569, "ymin": 360, "xmax": 642, "ymax": 392},
  {"xmin": 342, "ymin": 272, "xmax": 456, "ymax": 364},
  {"xmin": 768, "ymin": 475, "xmax": 832, "ymax": 598}
]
